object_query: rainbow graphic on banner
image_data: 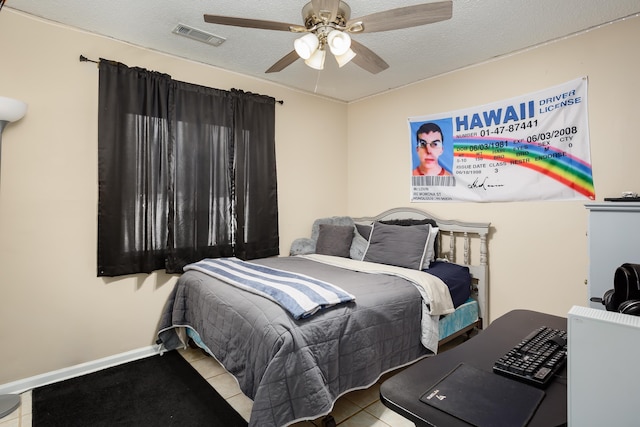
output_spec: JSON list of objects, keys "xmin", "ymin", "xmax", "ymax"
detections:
[{"xmin": 453, "ymin": 137, "xmax": 595, "ymax": 199}]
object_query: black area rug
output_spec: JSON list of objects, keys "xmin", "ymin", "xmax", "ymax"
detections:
[{"xmin": 33, "ymin": 350, "xmax": 248, "ymax": 427}]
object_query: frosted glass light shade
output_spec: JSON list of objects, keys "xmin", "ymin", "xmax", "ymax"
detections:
[
  {"xmin": 0, "ymin": 97, "xmax": 27, "ymax": 123},
  {"xmin": 327, "ymin": 30, "xmax": 351, "ymax": 56},
  {"xmin": 335, "ymin": 48, "xmax": 356, "ymax": 67},
  {"xmin": 294, "ymin": 33, "xmax": 319, "ymax": 60},
  {"xmin": 305, "ymin": 49, "xmax": 326, "ymax": 70}
]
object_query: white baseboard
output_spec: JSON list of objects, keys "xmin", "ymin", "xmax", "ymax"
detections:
[{"xmin": 0, "ymin": 345, "xmax": 161, "ymax": 395}]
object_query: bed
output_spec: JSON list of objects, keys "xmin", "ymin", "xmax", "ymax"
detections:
[{"xmin": 156, "ymin": 207, "xmax": 490, "ymax": 427}]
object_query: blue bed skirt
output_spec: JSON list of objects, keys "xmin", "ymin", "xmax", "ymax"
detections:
[{"xmin": 439, "ymin": 297, "xmax": 479, "ymax": 341}]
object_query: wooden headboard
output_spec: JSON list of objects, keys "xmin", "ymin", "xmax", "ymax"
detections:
[{"xmin": 353, "ymin": 207, "xmax": 491, "ymax": 325}]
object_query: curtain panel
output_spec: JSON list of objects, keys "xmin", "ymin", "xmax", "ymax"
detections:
[{"xmin": 97, "ymin": 60, "xmax": 279, "ymax": 277}]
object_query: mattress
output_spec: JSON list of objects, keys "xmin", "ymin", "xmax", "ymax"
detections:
[
  {"xmin": 157, "ymin": 256, "xmax": 438, "ymax": 427},
  {"xmin": 157, "ymin": 256, "xmax": 476, "ymax": 426},
  {"xmin": 429, "ymin": 261, "xmax": 478, "ymax": 341}
]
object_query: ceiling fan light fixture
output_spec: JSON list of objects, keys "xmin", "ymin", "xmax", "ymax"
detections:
[
  {"xmin": 327, "ymin": 30, "xmax": 351, "ymax": 56},
  {"xmin": 204, "ymin": 0, "xmax": 454, "ymax": 75},
  {"xmin": 294, "ymin": 33, "xmax": 319, "ymax": 59},
  {"xmin": 334, "ymin": 48, "xmax": 356, "ymax": 67},
  {"xmin": 305, "ymin": 48, "xmax": 326, "ymax": 70}
]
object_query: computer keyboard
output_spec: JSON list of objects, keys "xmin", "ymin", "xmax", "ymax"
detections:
[{"xmin": 492, "ymin": 326, "xmax": 567, "ymax": 388}]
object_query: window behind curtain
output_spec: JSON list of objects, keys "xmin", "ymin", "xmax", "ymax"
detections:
[{"xmin": 97, "ymin": 60, "xmax": 279, "ymax": 277}]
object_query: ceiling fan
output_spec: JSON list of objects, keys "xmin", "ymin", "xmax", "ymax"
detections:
[{"xmin": 204, "ymin": 0, "xmax": 452, "ymax": 74}]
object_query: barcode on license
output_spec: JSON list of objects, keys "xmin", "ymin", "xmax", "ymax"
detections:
[{"xmin": 412, "ymin": 176, "xmax": 456, "ymax": 187}]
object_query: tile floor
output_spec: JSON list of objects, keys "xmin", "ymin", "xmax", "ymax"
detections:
[{"xmin": 1, "ymin": 335, "xmax": 468, "ymax": 427}]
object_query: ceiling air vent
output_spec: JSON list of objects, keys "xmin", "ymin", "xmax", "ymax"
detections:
[{"xmin": 172, "ymin": 23, "xmax": 226, "ymax": 47}]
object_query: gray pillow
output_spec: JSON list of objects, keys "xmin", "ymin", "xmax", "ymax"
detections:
[
  {"xmin": 349, "ymin": 229, "xmax": 368, "ymax": 260},
  {"xmin": 363, "ymin": 222, "xmax": 432, "ymax": 270},
  {"xmin": 311, "ymin": 216, "xmax": 354, "ymax": 242},
  {"xmin": 355, "ymin": 223, "xmax": 372, "ymax": 240},
  {"xmin": 315, "ymin": 224, "xmax": 354, "ymax": 258},
  {"xmin": 380, "ymin": 218, "xmax": 439, "ymax": 260},
  {"xmin": 289, "ymin": 237, "xmax": 316, "ymax": 255}
]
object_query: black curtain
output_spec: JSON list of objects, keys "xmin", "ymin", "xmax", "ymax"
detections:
[{"xmin": 97, "ymin": 60, "xmax": 278, "ymax": 277}]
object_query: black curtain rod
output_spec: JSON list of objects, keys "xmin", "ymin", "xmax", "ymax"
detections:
[
  {"xmin": 79, "ymin": 55, "xmax": 284, "ymax": 105},
  {"xmin": 79, "ymin": 55, "xmax": 99, "ymax": 64}
]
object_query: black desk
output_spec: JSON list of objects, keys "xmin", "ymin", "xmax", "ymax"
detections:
[{"xmin": 380, "ymin": 309, "xmax": 567, "ymax": 427}]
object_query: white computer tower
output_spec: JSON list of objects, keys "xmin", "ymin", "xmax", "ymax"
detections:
[{"xmin": 567, "ymin": 305, "xmax": 640, "ymax": 426}]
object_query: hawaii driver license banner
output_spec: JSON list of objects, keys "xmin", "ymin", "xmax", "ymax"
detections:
[{"xmin": 409, "ymin": 77, "xmax": 595, "ymax": 202}]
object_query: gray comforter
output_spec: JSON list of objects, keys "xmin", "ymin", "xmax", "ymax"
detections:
[{"xmin": 157, "ymin": 256, "xmax": 441, "ymax": 427}]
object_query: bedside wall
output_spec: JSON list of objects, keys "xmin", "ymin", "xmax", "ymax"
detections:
[
  {"xmin": 346, "ymin": 15, "xmax": 640, "ymax": 322},
  {"xmin": 0, "ymin": 10, "xmax": 348, "ymax": 385}
]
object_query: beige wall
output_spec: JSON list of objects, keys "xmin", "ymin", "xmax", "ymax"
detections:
[
  {"xmin": 1, "ymin": 8, "xmax": 639, "ymax": 387},
  {"xmin": 346, "ymin": 16, "xmax": 640, "ymax": 321},
  {"xmin": 0, "ymin": 11, "xmax": 348, "ymax": 385}
]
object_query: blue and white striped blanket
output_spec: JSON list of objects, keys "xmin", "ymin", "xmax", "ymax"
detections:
[{"xmin": 184, "ymin": 258, "xmax": 356, "ymax": 319}]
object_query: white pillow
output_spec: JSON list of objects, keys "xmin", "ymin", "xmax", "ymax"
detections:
[{"xmin": 423, "ymin": 227, "xmax": 439, "ymax": 269}]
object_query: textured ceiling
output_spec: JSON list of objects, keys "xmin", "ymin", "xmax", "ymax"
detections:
[{"xmin": 6, "ymin": 0, "xmax": 640, "ymax": 102}]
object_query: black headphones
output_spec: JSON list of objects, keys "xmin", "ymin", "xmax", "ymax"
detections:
[
  {"xmin": 595, "ymin": 288, "xmax": 619, "ymax": 312},
  {"xmin": 619, "ymin": 299, "xmax": 640, "ymax": 316},
  {"xmin": 592, "ymin": 264, "xmax": 640, "ymax": 316}
]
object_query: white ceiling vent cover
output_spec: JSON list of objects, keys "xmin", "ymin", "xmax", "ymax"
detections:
[{"xmin": 172, "ymin": 23, "xmax": 226, "ymax": 46}]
